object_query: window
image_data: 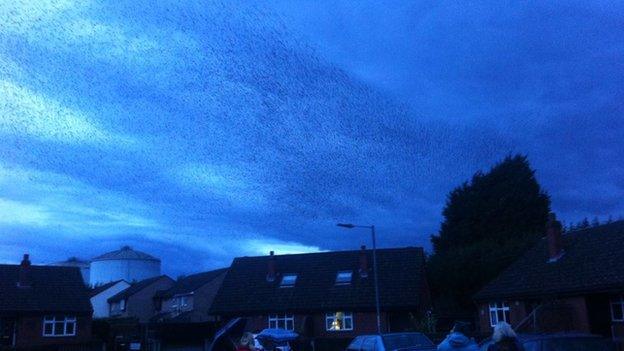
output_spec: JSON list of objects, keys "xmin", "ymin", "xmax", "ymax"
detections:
[
  {"xmin": 110, "ymin": 299, "xmax": 126, "ymax": 315},
  {"xmin": 172, "ymin": 295, "xmax": 190, "ymax": 310},
  {"xmin": 489, "ymin": 302, "xmax": 510, "ymax": 327},
  {"xmin": 268, "ymin": 314, "xmax": 294, "ymax": 330},
  {"xmin": 43, "ymin": 316, "xmax": 76, "ymax": 337},
  {"xmin": 611, "ymin": 296, "xmax": 624, "ymax": 321},
  {"xmin": 336, "ymin": 271, "xmax": 353, "ymax": 285},
  {"xmin": 326, "ymin": 312, "xmax": 353, "ymax": 331},
  {"xmin": 280, "ymin": 274, "xmax": 297, "ymax": 287}
]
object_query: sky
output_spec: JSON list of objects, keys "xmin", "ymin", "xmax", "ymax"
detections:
[{"xmin": 0, "ymin": 0, "xmax": 623, "ymax": 276}]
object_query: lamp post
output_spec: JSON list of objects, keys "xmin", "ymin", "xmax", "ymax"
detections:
[{"xmin": 337, "ymin": 223, "xmax": 381, "ymax": 334}]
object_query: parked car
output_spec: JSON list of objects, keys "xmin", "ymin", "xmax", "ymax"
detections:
[
  {"xmin": 347, "ymin": 332, "xmax": 436, "ymax": 351},
  {"xmin": 479, "ymin": 333, "xmax": 615, "ymax": 351}
]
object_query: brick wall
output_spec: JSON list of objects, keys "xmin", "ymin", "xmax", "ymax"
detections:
[
  {"xmin": 478, "ymin": 297, "xmax": 592, "ymax": 334},
  {"xmin": 15, "ymin": 314, "xmax": 91, "ymax": 348},
  {"xmin": 477, "ymin": 300, "xmax": 532, "ymax": 334},
  {"xmin": 243, "ymin": 311, "xmax": 387, "ymax": 338}
]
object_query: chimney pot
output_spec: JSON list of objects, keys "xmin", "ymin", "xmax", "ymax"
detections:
[
  {"xmin": 359, "ymin": 246, "xmax": 369, "ymax": 278},
  {"xmin": 547, "ymin": 213, "xmax": 564, "ymax": 262}
]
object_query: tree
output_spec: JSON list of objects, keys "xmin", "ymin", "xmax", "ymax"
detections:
[
  {"xmin": 591, "ymin": 217, "xmax": 600, "ymax": 227},
  {"xmin": 428, "ymin": 155, "xmax": 551, "ymax": 314},
  {"xmin": 578, "ymin": 217, "xmax": 590, "ymax": 229}
]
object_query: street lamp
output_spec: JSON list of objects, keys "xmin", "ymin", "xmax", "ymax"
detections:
[{"xmin": 337, "ymin": 223, "xmax": 381, "ymax": 334}]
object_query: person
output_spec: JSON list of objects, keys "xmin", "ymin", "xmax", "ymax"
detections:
[
  {"xmin": 487, "ymin": 322, "xmax": 524, "ymax": 351},
  {"xmin": 438, "ymin": 321, "xmax": 479, "ymax": 351},
  {"xmin": 237, "ymin": 332, "xmax": 256, "ymax": 351}
]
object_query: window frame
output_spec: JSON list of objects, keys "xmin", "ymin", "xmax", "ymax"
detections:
[
  {"xmin": 279, "ymin": 274, "xmax": 297, "ymax": 288},
  {"xmin": 488, "ymin": 302, "xmax": 510, "ymax": 327},
  {"xmin": 42, "ymin": 316, "xmax": 77, "ymax": 337},
  {"xmin": 268, "ymin": 313, "xmax": 295, "ymax": 331},
  {"xmin": 325, "ymin": 312, "xmax": 354, "ymax": 331},
  {"xmin": 611, "ymin": 295, "xmax": 624, "ymax": 322},
  {"xmin": 335, "ymin": 270, "xmax": 353, "ymax": 285}
]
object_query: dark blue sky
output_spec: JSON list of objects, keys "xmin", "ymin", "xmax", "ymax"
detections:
[{"xmin": 1, "ymin": 0, "xmax": 622, "ymax": 276}]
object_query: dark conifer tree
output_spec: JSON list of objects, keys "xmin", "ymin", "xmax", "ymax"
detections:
[{"xmin": 428, "ymin": 155, "xmax": 551, "ymax": 313}]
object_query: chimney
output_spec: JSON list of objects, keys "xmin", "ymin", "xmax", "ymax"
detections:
[
  {"xmin": 18, "ymin": 254, "xmax": 32, "ymax": 288},
  {"xmin": 266, "ymin": 251, "xmax": 276, "ymax": 282},
  {"xmin": 359, "ymin": 245, "xmax": 369, "ymax": 278},
  {"xmin": 546, "ymin": 213, "xmax": 564, "ymax": 262}
]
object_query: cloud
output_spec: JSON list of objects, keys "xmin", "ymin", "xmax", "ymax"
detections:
[
  {"xmin": 0, "ymin": 0, "xmax": 622, "ymax": 276},
  {"xmin": 174, "ymin": 163, "xmax": 269, "ymax": 209},
  {"xmin": 0, "ymin": 163, "xmax": 159, "ymax": 232},
  {"xmin": 0, "ymin": 198, "xmax": 50, "ymax": 226},
  {"xmin": 0, "ymin": 80, "xmax": 136, "ymax": 146}
]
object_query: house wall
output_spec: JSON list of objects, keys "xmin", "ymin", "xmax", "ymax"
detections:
[
  {"xmin": 478, "ymin": 301, "xmax": 529, "ymax": 333},
  {"xmin": 15, "ymin": 314, "xmax": 91, "ymax": 348},
  {"xmin": 92, "ymin": 281, "xmax": 131, "ymax": 318},
  {"xmin": 478, "ymin": 297, "xmax": 592, "ymax": 334},
  {"xmin": 244, "ymin": 311, "xmax": 388, "ymax": 338}
]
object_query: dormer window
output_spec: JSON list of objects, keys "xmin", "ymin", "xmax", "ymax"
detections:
[
  {"xmin": 335, "ymin": 271, "xmax": 353, "ymax": 285},
  {"xmin": 280, "ymin": 274, "xmax": 297, "ymax": 287}
]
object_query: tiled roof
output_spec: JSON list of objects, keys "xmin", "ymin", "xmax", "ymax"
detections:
[
  {"xmin": 475, "ymin": 221, "xmax": 624, "ymax": 300},
  {"xmin": 210, "ymin": 247, "xmax": 427, "ymax": 315},
  {"xmin": 159, "ymin": 268, "xmax": 227, "ymax": 298},
  {"xmin": 108, "ymin": 275, "xmax": 170, "ymax": 302},
  {"xmin": 92, "ymin": 246, "xmax": 159, "ymax": 262},
  {"xmin": 0, "ymin": 264, "xmax": 92, "ymax": 313},
  {"xmin": 90, "ymin": 280, "xmax": 126, "ymax": 297}
]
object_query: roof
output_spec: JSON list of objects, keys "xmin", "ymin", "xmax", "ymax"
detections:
[
  {"xmin": 158, "ymin": 268, "xmax": 228, "ymax": 298},
  {"xmin": 108, "ymin": 275, "xmax": 170, "ymax": 302},
  {"xmin": 210, "ymin": 247, "xmax": 427, "ymax": 315},
  {"xmin": 90, "ymin": 280, "xmax": 126, "ymax": 297},
  {"xmin": 92, "ymin": 246, "xmax": 160, "ymax": 262},
  {"xmin": 50, "ymin": 257, "xmax": 90, "ymax": 267},
  {"xmin": 475, "ymin": 221, "xmax": 624, "ymax": 300},
  {"xmin": 0, "ymin": 264, "xmax": 92, "ymax": 313}
]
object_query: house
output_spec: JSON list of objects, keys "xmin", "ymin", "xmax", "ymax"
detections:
[
  {"xmin": 152, "ymin": 268, "xmax": 228, "ymax": 323},
  {"xmin": 150, "ymin": 268, "xmax": 228, "ymax": 350},
  {"xmin": 475, "ymin": 214, "xmax": 624, "ymax": 342},
  {"xmin": 90, "ymin": 280, "xmax": 130, "ymax": 319},
  {"xmin": 210, "ymin": 246, "xmax": 430, "ymax": 348},
  {"xmin": 0, "ymin": 254, "xmax": 92, "ymax": 349},
  {"xmin": 103, "ymin": 275, "xmax": 174, "ymax": 350},
  {"xmin": 107, "ymin": 275, "xmax": 174, "ymax": 323}
]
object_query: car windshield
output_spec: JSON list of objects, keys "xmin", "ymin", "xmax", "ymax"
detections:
[
  {"xmin": 383, "ymin": 333, "xmax": 434, "ymax": 349},
  {"xmin": 543, "ymin": 338, "xmax": 613, "ymax": 351}
]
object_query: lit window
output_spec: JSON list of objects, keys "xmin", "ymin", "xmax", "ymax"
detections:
[
  {"xmin": 268, "ymin": 314, "xmax": 294, "ymax": 330},
  {"xmin": 335, "ymin": 271, "xmax": 353, "ymax": 285},
  {"xmin": 489, "ymin": 302, "xmax": 510, "ymax": 327},
  {"xmin": 326, "ymin": 312, "xmax": 353, "ymax": 331},
  {"xmin": 611, "ymin": 296, "xmax": 624, "ymax": 322},
  {"xmin": 43, "ymin": 316, "xmax": 77, "ymax": 337},
  {"xmin": 280, "ymin": 274, "xmax": 297, "ymax": 287}
]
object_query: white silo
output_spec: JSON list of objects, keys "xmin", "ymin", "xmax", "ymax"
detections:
[{"xmin": 89, "ymin": 246, "xmax": 160, "ymax": 286}]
